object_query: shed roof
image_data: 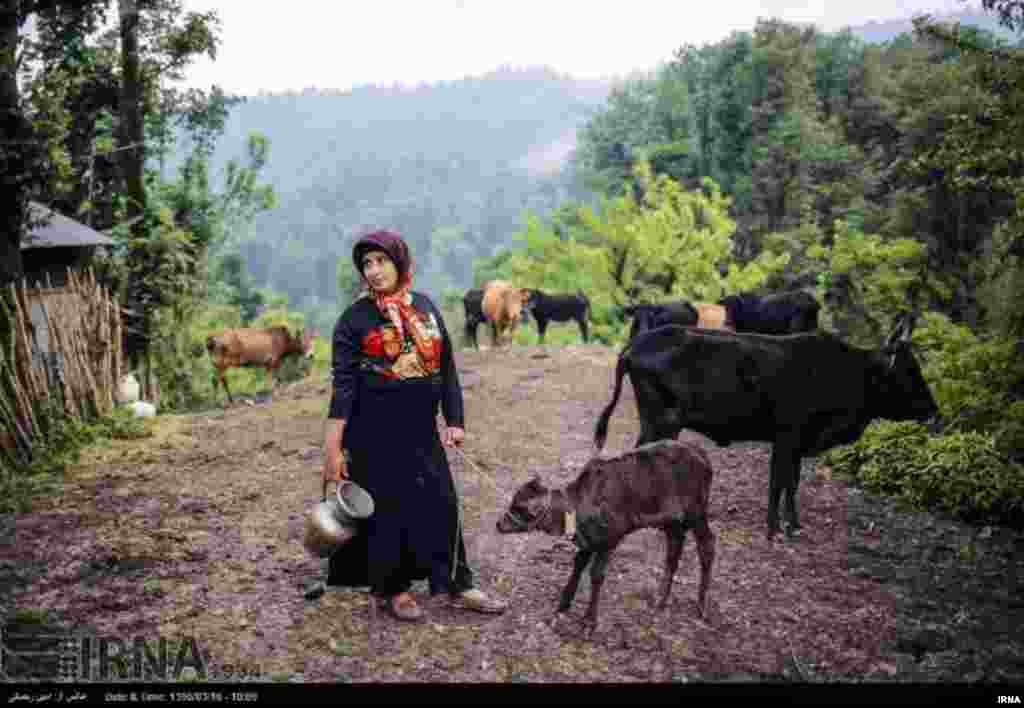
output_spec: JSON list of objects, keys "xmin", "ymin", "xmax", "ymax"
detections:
[{"xmin": 20, "ymin": 202, "xmax": 116, "ymax": 250}]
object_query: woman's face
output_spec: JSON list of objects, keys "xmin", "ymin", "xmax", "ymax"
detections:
[{"xmin": 362, "ymin": 250, "xmax": 400, "ymax": 295}]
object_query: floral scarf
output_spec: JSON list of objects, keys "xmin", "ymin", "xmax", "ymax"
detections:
[
  {"xmin": 372, "ymin": 275, "xmax": 437, "ymax": 363},
  {"xmin": 354, "ymin": 230, "xmax": 437, "ymax": 364}
]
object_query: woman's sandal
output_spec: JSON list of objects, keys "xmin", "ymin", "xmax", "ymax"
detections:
[
  {"xmin": 383, "ymin": 592, "xmax": 424, "ymax": 622},
  {"xmin": 449, "ymin": 588, "xmax": 507, "ymax": 614}
]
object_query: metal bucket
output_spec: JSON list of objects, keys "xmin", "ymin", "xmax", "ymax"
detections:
[{"xmin": 302, "ymin": 479, "xmax": 375, "ymax": 559}]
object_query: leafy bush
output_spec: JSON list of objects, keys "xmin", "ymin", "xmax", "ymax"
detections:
[
  {"xmin": 913, "ymin": 312, "xmax": 1024, "ymax": 459},
  {"xmin": 976, "ymin": 215, "xmax": 1024, "ymax": 339},
  {"xmin": 824, "ymin": 420, "xmax": 932, "ymax": 493},
  {"xmin": 824, "ymin": 420, "xmax": 1024, "ymax": 527},
  {"xmin": 996, "ymin": 400, "xmax": 1024, "ymax": 462},
  {"xmin": 906, "ymin": 432, "xmax": 1024, "ymax": 524}
]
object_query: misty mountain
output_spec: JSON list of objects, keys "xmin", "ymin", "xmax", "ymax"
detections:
[{"xmin": 176, "ymin": 66, "xmax": 611, "ymax": 324}]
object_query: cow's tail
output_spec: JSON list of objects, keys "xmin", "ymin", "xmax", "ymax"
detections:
[{"xmin": 594, "ymin": 347, "xmax": 630, "ymax": 451}]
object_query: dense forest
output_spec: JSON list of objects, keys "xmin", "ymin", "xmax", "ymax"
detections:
[{"xmin": 481, "ymin": 9, "xmax": 1024, "ymax": 343}]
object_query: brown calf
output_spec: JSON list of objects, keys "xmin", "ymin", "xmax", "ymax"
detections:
[
  {"xmin": 481, "ymin": 280, "xmax": 528, "ymax": 348},
  {"xmin": 496, "ymin": 439, "xmax": 715, "ymax": 635},
  {"xmin": 205, "ymin": 326, "xmax": 315, "ymax": 404}
]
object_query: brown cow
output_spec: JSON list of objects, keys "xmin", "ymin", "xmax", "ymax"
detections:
[
  {"xmin": 496, "ymin": 439, "xmax": 716, "ymax": 635},
  {"xmin": 206, "ymin": 326, "xmax": 315, "ymax": 404},
  {"xmin": 481, "ymin": 280, "xmax": 529, "ymax": 348},
  {"xmin": 692, "ymin": 302, "xmax": 733, "ymax": 331},
  {"xmin": 623, "ymin": 300, "xmax": 735, "ymax": 343}
]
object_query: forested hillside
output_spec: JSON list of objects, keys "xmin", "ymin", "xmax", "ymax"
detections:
[
  {"xmin": 538, "ymin": 13, "xmax": 1024, "ymax": 344},
  {"xmin": 172, "ymin": 66, "xmax": 611, "ymax": 332},
  {"xmin": 177, "ymin": 9, "xmax": 1023, "ymax": 339}
]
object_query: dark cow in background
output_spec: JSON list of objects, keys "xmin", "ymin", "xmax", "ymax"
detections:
[
  {"xmin": 719, "ymin": 290, "xmax": 820, "ymax": 335},
  {"xmin": 463, "ymin": 288, "xmax": 485, "ymax": 349},
  {"xmin": 496, "ymin": 439, "xmax": 715, "ymax": 634},
  {"xmin": 622, "ymin": 301, "xmax": 699, "ymax": 342},
  {"xmin": 525, "ymin": 289, "xmax": 591, "ymax": 344},
  {"xmin": 594, "ymin": 312, "xmax": 938, "ymax": 538}
]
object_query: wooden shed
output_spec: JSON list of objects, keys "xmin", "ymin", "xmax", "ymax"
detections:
[{"xmin": 19, "ymin": 201, "xmax": 117, "ymax": 382}]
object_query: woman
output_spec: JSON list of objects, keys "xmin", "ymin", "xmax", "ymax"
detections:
[{"xmin": 310, "ymin": 229, "xmax": 507, "ymax": 622}]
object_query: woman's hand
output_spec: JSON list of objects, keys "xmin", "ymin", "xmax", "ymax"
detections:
[
  {"xmin": 324, "ymin": 449, "xmax": 348, "ymax": 481},
  {"xmin": 323, "ymin": 419, "xmax": 347, "ymax": 481},
  {"xmin": 443, "ymin": 426, "xmax": 465, "ymax": 448}
]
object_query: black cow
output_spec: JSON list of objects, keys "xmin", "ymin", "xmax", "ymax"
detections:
[
  {"xmin": 463, "ymin": 288, "xmax": 485, "ymax": 349},
  {"xmin": 593, "ymin": 312, "xmax": 938, "ymax": 538},
  {"xmin": 622, "ymin": 301, "xmax": 699, "ymax": 342},
  {"xmin": 718, "ymin": 290, "xmax": 820, "ymax": 335},
  {"xmin": 525, "ymin": 289, "xmax": 591, "ymax": 344}
]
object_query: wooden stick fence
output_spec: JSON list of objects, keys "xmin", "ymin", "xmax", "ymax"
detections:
[{"xmin": 0, "ymin": 267, "xmax": 124, "ymax": 469}]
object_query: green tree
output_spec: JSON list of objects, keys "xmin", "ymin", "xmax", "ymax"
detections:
[
  {"xmin": 708, "ymin": 32, "xmax": 756, "ymax": 205},
  {"xmin": 881, "ymin": 17, "xmax": 1023, "ymax": 328},
  {"xmin": 0, "ymin": 0, "xmax": 108, "ymax": 286},
  {"xmin": 790, "ymin": 219, "xmax": 934, "ymax": 344},
  {"xmin": 745, "ymin": 19, "xmax": 823, "ymax": 256},
  {"xmin": 574, "ymin": 160, "xmax": 786, "ymax": 306}
]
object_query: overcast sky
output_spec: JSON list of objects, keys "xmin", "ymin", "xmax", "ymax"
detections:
[{"xmin": 177, "ymin": 0, "xmax": 977, "ymax": 95}]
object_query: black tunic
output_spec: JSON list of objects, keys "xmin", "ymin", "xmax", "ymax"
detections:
[{"xmin": 325, "ymin": 291, "xmax": 473, "ymax": 596}]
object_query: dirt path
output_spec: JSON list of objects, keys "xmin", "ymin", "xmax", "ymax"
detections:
[{"xmin": 2, "ymin": 343, "xmax": 1022, "ymax": 683}]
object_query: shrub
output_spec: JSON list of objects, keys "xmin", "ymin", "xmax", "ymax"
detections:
[
  {"xmin": 996, "ymin": 400, "xmax": 1024, "ymax": 462},
  {"xmin": 824, "ymin": 420, "xmax": 1024, "ymax": 527},
  {"xmin": 825, "ymin": 420, "xmax": 932, "ymax": 493},
  {"xmin": 905, "ymin": 432, "xmax": 1024, "ymax": 524},
  {"xmin": 914, "ymin": 312, "xmax": 1024, "ymax": 436}
]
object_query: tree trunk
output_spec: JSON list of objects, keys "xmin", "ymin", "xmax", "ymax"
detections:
[
  {"xmin": 118, "ymin": 0, "xmax": 145, "ymax": 223},
  {"xmin": 118, "ymin": 0, "xmax": 152, "ymax": 396},
  {"xmin": 0, "ymin": 4, "xmax": 26, "ymax": 287}
]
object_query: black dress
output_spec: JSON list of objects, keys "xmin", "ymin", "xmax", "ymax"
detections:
[{"xmin": 325, "ymin": 291, "xmax": 474, "ymax": 597}]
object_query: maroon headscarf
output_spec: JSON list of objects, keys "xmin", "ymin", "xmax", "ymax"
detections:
[
  {"xmin": 352, "ymin": 230, "xmax": 434, "ymax": 363},
  {"xmin": 352, "ymin": 229, "xmax": 413, "ymax": 285}
]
